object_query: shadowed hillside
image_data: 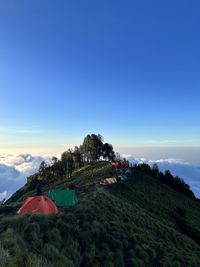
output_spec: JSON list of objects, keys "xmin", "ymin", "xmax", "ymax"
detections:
[{"xmin": 0, "ymin": 161, "xmax": 200, "ymax": 267}]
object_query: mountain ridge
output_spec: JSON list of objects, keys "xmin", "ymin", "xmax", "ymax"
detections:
[{"xmin": 0, "ymin": 161, "xmax": 200, "ymax": 266}]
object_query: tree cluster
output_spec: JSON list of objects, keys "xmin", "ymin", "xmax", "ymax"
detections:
[
  {"xmin": 81, "ymin": 134, "xmax": 115, "ymax": 162},
  {"xmin": 132, "ymin": 163, "xmax": 196, "ymax": 200},
  {"xmin": 37, "ymin": 134, "xmax": 115, "ymax": 182}
]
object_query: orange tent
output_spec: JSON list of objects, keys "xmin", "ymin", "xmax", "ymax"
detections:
[{"xmin": 17, "ymin": 195, "xmax": 59, "ymax": 215}]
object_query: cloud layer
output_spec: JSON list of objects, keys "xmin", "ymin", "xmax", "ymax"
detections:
[
  {"xmin": 0, "ymin": 154, "xmax": 51, "ymax": 200},
  {"xmin": 0, "ymin": 153, "xmax": 200, "ymax": 200},
  {"xmin": 123, "ymin": 155, "xmax": 200, "ymax": 198}
]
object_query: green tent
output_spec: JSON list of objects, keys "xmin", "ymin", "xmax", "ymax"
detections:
[{"xmin": 47, "ymin": 189, "xmax": 78, "ymax": 207}]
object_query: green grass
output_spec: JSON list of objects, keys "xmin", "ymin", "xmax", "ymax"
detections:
[
  {"xmin": 7, "ymin": 161, "xmax": 113, "ymax": 204},
  {"xmin": 1, "ymin": 162, "xmax": 200, "ymax": 266}
]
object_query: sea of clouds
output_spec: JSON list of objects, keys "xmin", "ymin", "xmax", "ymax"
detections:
[
  {"xmin": 123, "ymin": 155, "xmax": 200, "ymax": 198},
  {"xmin": 0, "ymin": 154, "xmax": 52, "ymax": 200},
  {"xmin": 0, "ymin": 153, "xmax": 200, "ymax": 200}
]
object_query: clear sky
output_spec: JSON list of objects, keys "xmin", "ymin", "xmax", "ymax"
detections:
[{"xmin": 1, "ymin": 1, "xmax": 200, "ymax": 155}]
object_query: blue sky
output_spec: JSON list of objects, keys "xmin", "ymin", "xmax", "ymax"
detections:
[{"xmin": 1, "ymin": 0, "xmax": 200, "ymax": 154}]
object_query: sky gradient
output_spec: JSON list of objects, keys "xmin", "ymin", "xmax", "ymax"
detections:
[{"xmin": 1, "ymin": 1, "xmax": 200, "ymax": 156}]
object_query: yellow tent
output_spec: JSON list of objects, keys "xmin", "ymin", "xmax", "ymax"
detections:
[{"xmin": 106, "ymin": 178, "xmax": 117, "ymax": 184}]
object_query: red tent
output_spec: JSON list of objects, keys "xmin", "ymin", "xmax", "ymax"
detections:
[
  {"xmin": 17, "ymin": 195, "xmax": 59, "ymax": 215},
  {"xmin": 100, "ymin": 179, "xmax": 109, "ymax": 185},
  {"xmin": 111, "ymin": 162, "xmax": 122, "ymax": 169}
]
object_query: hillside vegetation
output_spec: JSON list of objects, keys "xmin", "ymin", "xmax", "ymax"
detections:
[
  {"xmin": 1, "ymin": 135, "xmax": 200, "ymax": 266},
  {"xmin": 1, "ymin": 161, "xmax": 200, "ymax": 267}
]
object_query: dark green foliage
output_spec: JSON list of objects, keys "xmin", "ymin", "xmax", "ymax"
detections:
[
  {"xmin": 24, "ymin": 222, "xmax": 42, "ymax": 250},
  {"xmin": 113, "ymin": 250, "xmax": 125, "ymax": 267},
  {"xmin": 174, "ymin": 215, "xmax": 200, "ymax": 246},
  {"xmin": 81, "ymin": 134, "xmax": 103, "ymax": 161},
  {"xmin": 132, "ymin": 163, "xmax": 196, "ymax": 201},
  {"xmin": 0, "ymin": 204, "xmax": 20, "ymax": 214},
  {"xmin": 61, "ymin": 149, "xmax": 74, "ymax": 179},
  {"xmin": 176, "ymin": 207, "xmax": 186, "ymax": 217},
  {"xmin": 29, "ymin": 214, "xmax": 53, "ymax": 232},
  {"xmin": 0, "ymin": 245, "xmax": 10, "ymax": 267},
  {"xmin": 81, "ymin": 244, "xmax": 96, "ymax": 267},
  {"xmin": 102, "ymin": 143, "xmax": 115, "ymax": 161},
  {"xmin": 41, "ymin": 244, "xmax": 74, "ymax": 267},
  {"xmin": 0, "ymin": 229, "xmax": 30, "ymax": 266},
  {"xmin": 55, "ymin": 219, "xmax": 69, "ymax": 238},
  {"xmin": 1, "ymin": 162, "xmax": 200, "ymax": 266},
  {"xmin": 44, "ymin": 228, "xmax": 62, "ymax": 248}
]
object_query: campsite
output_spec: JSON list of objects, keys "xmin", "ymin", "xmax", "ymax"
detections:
[
  {"xmin": 1, "ymin": 1, "xmax": 200, "ymax": 265},
  {"xmin": 0, "ymin": 157, "xmax": 200, "ymax": 266}
]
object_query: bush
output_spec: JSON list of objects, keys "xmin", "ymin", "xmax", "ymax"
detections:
[
  {"xmin": 175, "ymin": 207, "xmax": 186, "ymax": 218},
  {"xmin": 159, "ymin": 258, "xmax": 172, "ymax": 267},
  {"xmin": 113, "ymin": 251, "xmax": 125, "ymax": 267},
  {"xmin": 29, "ymin": 215, "xmax": 52, "ymax": 232},
  {"xmin": 44, "ymin": 228, "xmax": 62, "ymax": 249},
  {"xmin": 81, "ymin": 245, "xmax": 96, "ymax": 267},
  {"xmin": 24, "ymin": 222, "xmax": 42, "ymax": 250},
  {"xmin": 135, "ymin": 244, "xmax": 150, "ymax": 263},
  {"xmin": 41, "ymin": 244, "xmax": 74, "ymax": 267},
  {"xmin": 63, "ymin": 241, "xmax": 82, "ymax": 266},
  {"xmin": 24, "ymin": 254, "xmax": 52, "ymax": 267},
  {"xmin": 0, "ymin": 245, "xmax": 10, "ymax": 266},
  {"xmin": 103, "ymin": 233, "xmax": 123, "ymax": 251},
  {"xmin": 0, "ymin": 229, "xmax": 33, "ymax": 267},
  {"xmin": 55, "ymin": 219, "xmax": 69, "ymax": 238},
  {"xmin": 126, "ymin": 258, "xmax": 145, "ymax": 267}
]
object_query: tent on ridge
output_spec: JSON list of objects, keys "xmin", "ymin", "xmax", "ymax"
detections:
[
  {"xmin": 47, "ymin": 189, "xmax": 78, "ymax": 207},
  {"xmin": 117, "ymin": 175, "xmax": 127, "ymax": 182},
  {"xmin": 100, "ymin": 179, "xmax": 109, "ymax": 185},
  {"xmin": 17, "ymin": 195, "xmax": 59, "ymax": 215},
  {"xmin": 100, "ymin": 177, "xmax": 117, "ymax": 185},
  {"xmin": 106, "ymin": 177, "xmax": 117, "ymax": 184},
  {"xmin": 112, "ymin": 162, "xmax": 122, "ymax": 169}
]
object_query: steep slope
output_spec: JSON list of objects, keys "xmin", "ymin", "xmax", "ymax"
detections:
[{"xmin": 0, "ymin": 162, "xmax": 200, "ymax": 267}]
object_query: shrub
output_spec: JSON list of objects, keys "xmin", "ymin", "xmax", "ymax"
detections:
[
  {"xmin": 128, "ymin": 236, "xmax": 136, "ymax": 247},
  {"xmin": 134, "ymin": 244, "xmax": 150, "ymax": 263},
  {"xmin": 81, "ymin": 245, "xmax": 96, "ymax": 267},
  {"xmin": 147, "ymin": 247, "xmax": 157, "ymax": 261},
  {"xmin": 24, "ymin": 222, "xmax": 42, "ymax": 250},
  {"xmin": 5, "ymin": 215, "xmax": 29, "ymax": 233},
  {"xmin": 113, "ymin": 250, "xmax": 125, "ymax": 267},
  {"xmin": 56, "ymin": 219, "xmax": 70, "ymax": 239},
  {"xmin": 29, "ymin": 215, "xmax": 52, "ymax": 232},
  {"xmin": 126, "ymin": 258, "xmax": 145, "ymax": 267},
  {"xmin": 175, "ymin": 207, "xmax": 186, "ymax": 218},
  {"xmin": 41, "ymin": 244, "xmax": 74, "ymax": 267},
  {"xmin": 44, "ymin": 228, "xmax": 62, "ymax": 249},
  {"xmin": 0, "ymin": 229, "xmax": 33, "ymax": 267},
  {"xmin": 159, "ymin": 258, "xmax": 172, "ymax": 267},
  {"xmin": 172, "ymin": 261, "xmax": 181, "ymax": 267},
  {"xmin": 63, "ymin": 241, "xmax": 82, "ymax": 266},
  {"xmin": 24, "ymin": 254, "xmax": 52, "ymax": 267},
  {"xmin": 0, "ymin": 245, "xmax": 10, "ymax": 266},
  {"xmin": 1, "ymin": 228, "xmax": 26, "ymax": 255}
]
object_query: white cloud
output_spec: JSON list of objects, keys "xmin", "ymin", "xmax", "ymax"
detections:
[
  {"xmin": 1, "ymin": 152, "xmax": 200, "ymax": 200},
  {"xmin": 0, "ymin": 154, "xmax": 52, "ymax": 199},
  {"xmin": 123, "ymin": 154, "xmax": 200, "ymax": 198},
  {"xmin": 0, "ymin": 191, "xmax": 7, "ymax": 201}
]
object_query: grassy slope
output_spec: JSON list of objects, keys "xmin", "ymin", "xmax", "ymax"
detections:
[
  {"xmin": 0, "ymin": 162, "xmax": 200, "ymax": 267},
  {"xmin": 6, "ymin": 161, "xmax": 113, "ymax": 205}
]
